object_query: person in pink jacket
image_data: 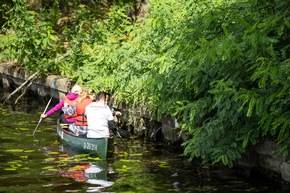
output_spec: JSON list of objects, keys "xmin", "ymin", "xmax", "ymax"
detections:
[{"xmin": 41, "ymin": 84, "xmax": 82, "ymax": 123}]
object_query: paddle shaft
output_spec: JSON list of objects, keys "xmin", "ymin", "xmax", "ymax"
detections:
[
  {"xmin": 116, "ymin": 129, "xmax": 128, "ymax": 150},
  {"xmin": 33, "ymin": 96, "xmax": 53, "ymax": 136}
]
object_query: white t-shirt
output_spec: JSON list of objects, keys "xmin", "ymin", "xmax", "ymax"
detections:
[{"xmin": 85, "ymin": 101, "xmax": 114, "ymax": 138}]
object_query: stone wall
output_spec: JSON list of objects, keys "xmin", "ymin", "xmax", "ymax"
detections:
[
  {"xmin": 254, "ymin": 140, "xmax": 290, "ymax": 182},
  {"xmin": 0, "ymin": 62, "xmax": 72, "ymax": 100},
  {"xmin": 238, "ymin": 140, "xmax": 290, "ymax": 183}
]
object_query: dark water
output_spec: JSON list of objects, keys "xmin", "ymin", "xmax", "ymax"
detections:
[{"xmin": 0, "ymin": 87, "xmax": 289, "ymax": 193}]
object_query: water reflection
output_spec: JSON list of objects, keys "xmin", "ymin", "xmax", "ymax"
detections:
[
  {"xmin": 43, "ymin": 145, "xmax": 115, "ymax": 192},
  {"xmin": 61, "ymin": 162, "xmax": 114, "ymax": 192}
]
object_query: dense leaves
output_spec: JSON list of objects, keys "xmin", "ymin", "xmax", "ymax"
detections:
[{"xmin": 1, "ymin": 0, "xmax": 290, "ymax": 167}]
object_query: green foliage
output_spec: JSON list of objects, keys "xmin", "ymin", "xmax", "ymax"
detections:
[
  {"xmin": 57, "ymin": 2, "xmax": 135, "ymax": 86},
  {"xmin": 111, "ymin": 0, "xmax": 290, "ymax": 167},
  {"xmin": 1, "ymin": 0, "xmax": 290, "ymax": 167},
  {"xmin": 0, "ymin": 0, "xmax": 60, "ymax": 73},
  {"xmin": 0, "ymin": 0, "xmax": 13, "ymax": 28}
]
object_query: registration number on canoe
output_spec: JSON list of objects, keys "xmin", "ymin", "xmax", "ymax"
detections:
[{"xmin": 83, "ymin": 142, "xmax": 98, "ymax": 151}]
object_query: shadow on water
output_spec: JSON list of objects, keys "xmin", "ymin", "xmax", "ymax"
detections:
[{"xmin": 0, "ymin": 86, "xmax": 290, "ymax": 193}]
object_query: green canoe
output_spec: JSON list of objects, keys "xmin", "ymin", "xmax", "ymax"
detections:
[{"xmin": 56, "ymin": 121, "xmax": 114, "ymax": 159}]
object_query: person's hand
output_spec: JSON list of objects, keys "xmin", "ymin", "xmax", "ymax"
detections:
[
  {"xmin": 115, "ymin": 111, "xmax": 122, "ymax": 116},
  {"xmin": 40, "ymin": 114, "xmax": 47, "ymax": 118},
  {"xmin": 64, "ymin": 102, "xmax": 68, "ymax": 107}
]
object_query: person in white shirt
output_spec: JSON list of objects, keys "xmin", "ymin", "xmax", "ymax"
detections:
[{"xmin": 85, "ymin": 91, "xmax": 117, "ymax": 138}]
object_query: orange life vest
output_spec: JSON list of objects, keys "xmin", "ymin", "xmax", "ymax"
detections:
[{"xmin": 75, "ymin": 98, "xmax": 93, "ymax": 126}]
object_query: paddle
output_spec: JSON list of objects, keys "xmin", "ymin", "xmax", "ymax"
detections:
[
  {"xmin": 115, "ymin": 127, "xmax": 128, "ymax": 150},
  {"xmin": 33, "ymin": 82, "xmax": 55, "ymax": 136},
  {"xmin": 111, "ymin": 113, "xmax": 129, "ymax": 149},
  {"xmin": 32, "ymin": 96, "xmax": 53, "ymax": 136}
]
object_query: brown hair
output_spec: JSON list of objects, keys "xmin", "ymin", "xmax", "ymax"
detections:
[{"xmin": 95, "ymin": 91, "xmax": 110, "ymax": 104}]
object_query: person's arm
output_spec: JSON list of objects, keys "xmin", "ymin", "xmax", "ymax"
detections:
[
  {"xmin": 41, "ymin": 98, "xmax": 65, "ymax": 118},
  {"xmin": 107, "ymin": 106, "xmax": 117, "ymax": 133},
  {"xmin": 108, "ymin": 120, "xmax": 117, "ymax": 129},
  {"xmin": 108, "ymin": 120, "xmax": 117, "ymax": 134}
]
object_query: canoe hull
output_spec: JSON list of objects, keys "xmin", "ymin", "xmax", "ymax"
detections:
[{"xmin": 56, "ymin": 123, "xmax": 114, "ymax": 159}]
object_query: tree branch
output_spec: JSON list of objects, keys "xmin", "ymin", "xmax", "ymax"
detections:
[{"xmin": 2, "ymin": 52, "xmax": 70, "ymax": 104}]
